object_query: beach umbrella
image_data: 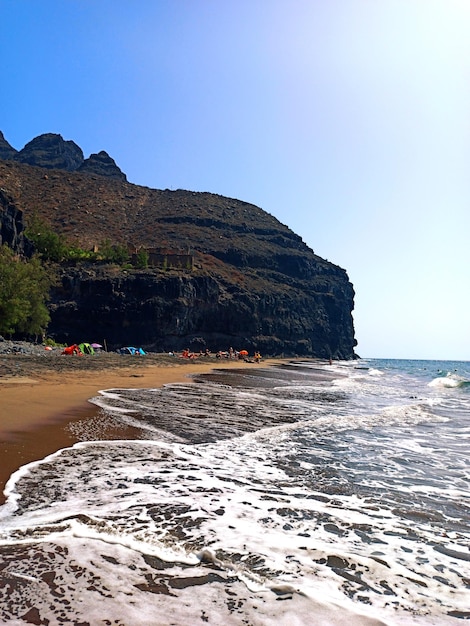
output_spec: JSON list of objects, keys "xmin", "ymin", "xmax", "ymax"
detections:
[
  {"xmin": 239, "ymin": 350, "xmax": 249, "ymax": 356},
  {"xmin": 91, "ymin": 343, "xmax": 102, "ymax": 348}
]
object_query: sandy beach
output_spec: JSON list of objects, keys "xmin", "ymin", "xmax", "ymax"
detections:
[{"xmin": 0, "ymin": 353, "xmax": 283, "ymax": 502}]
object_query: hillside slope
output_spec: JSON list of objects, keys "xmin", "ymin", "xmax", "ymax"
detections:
[{"xmin": 0, "ymin": 135, "xmax": 357, "ymax": 357}]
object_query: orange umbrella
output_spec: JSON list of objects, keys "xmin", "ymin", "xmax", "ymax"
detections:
[{"xmin": 239, "ymin": 350, "xmax": 249, "ymax": 356}]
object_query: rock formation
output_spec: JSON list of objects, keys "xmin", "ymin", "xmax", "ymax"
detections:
[
  {"xmin": 0, "ymin": 131, "xmax": 126, "ymax": 181},
  {"xmin": 77, "ymin": 151, "xmax": 127, "ymax": 181},
  {"xmin": 0, "ymin": 189, "xmax": 33, "ymax": 256},
  {"xmin": 15, "ymin": 133, "xmax": 84, "ymax": 171},
  {"xmin": 0, "ymin": 132, "xmax": 357, "ymax": 358},
  {"xmin": 0, "ymin": 131, "xmax": 17, "ymax": 160},
  {"xmin": 48, "ymin": 258, "xmax": 356, "ymax": 358}
]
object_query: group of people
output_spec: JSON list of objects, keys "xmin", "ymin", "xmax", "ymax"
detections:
[
  {"xmin": 217, "ymin": 347, "xmax": 262, "ymax": 362},
  {"xmin": 180, "ymin": 348, "xmax": 211, "ymax": 359},
  {"xmin": 178, "ymin": 347, "xmax": 262, "ymax": 362}
]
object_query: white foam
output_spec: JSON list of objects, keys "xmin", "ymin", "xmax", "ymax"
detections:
[
  {"xmin": 1, "ymin": 360, "xmax": 469, "ymax": 625},
  {"xmin": 429, "ymin": 374, "xmax": 465, "ymax": 388}
]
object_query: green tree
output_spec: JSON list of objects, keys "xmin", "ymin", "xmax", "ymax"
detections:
[
  {"xmin": 0, "ymin": 247, "xmax": 22, "ymax": 335},
  {"xmin": 25, "ymin": 215, "xmax": 67, "ymax": 262},
  {"xmin": 111, "ymin": 243, "xmax": 129, "ymax": 264},
  {"xmin": 135, "ymin": 248, "xmax": 149, "ymax": 269},
  {"xmin": 99, "ymin": 239, "xmax": 129, "ymax": 264},
  {"xmin": 0, "ymin": 245, "xmax": 51, "ymax": 337}
]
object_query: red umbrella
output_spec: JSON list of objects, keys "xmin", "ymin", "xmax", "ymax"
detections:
[{"xmin": 239, "ymin": 350, "xmax": 249, "ymax": 356}]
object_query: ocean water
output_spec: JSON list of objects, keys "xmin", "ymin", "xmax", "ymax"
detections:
[{"xmin": 0, "ymin": 358, "xmax": 469, "ymax": 625}]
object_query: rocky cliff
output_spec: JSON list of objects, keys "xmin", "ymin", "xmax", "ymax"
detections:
[
  {"xmin": 0, "ymin": 132, "xmax": 127, "ymax": 180},
  {"xmin": 0, "ymin": 132, "xmax": 357, "ymax": 357},
  {"xmin": 0, "ymin": 189, "xmax": 33, "ymax": 256},
  {"xmin": 48, "ymin": 261, "xmax": 355, "ymax": 357},
  {"xmin": 0, "ymin": 131, "xmax": 17, "ymax": 160}
]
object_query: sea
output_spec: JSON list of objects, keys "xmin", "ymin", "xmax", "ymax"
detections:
[{"xmin": 0, "ymin": 358, "xmax": 469, "ymax": 625}]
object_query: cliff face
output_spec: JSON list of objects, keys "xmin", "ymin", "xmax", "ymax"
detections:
[
  {"xmin": 0, "ymin": 189, "xmax": 33, "ymax": 256},
  {"xmin": 0, "ymin": 131, "xmax": 17, "ymax": 160},
  {"xmin": 0, "ymin": 132, "xmax": 357, "ymax": 357},
  {"xmin": 50, "ymin": 262, "xmax": 355, "ymax": 358}
]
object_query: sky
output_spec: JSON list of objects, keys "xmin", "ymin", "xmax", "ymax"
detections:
[{"xmin": 1, "ymin": 0, "xmax": 469, "ymax": 360}]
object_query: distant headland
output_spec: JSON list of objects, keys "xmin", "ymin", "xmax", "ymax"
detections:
[{"xmin": 0, "ymin": 131, "xmax": 357, "ymax": 358}]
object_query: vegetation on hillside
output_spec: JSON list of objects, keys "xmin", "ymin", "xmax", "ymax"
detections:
[
  {"xmin": 25, "ymin": 215, "xmax": 130, "ymax": 264},
  {"xmin": 0, "ymin": 162, "xmax": 315, "ymax": 267},
  {"xmin": 0, "ymin": 218, "xmax": 136, "ymax": 338},
  {"xmin": 0, "ymin": 244, "xmax": 51, "ymax": 337}
]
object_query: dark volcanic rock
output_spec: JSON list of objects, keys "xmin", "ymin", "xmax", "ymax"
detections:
[
  {"xmin": 77, "ymin": 151, "xmax": 127, "ymax": 181},
  {"xmin": 15, "ymin": 133, "xmax": 84, "ymax": 171},
  {"xmin": 48, "ymin": 264, "xmax": 356, "ymax": 358},
  {"xmin": 0, "ymin": 189, "xmax": 33, "ymax": 256},
  {"xmin": 0, "ymin": 131, "xmax": 17, "ymax": 160},
  {"xmin": 0, "ymin": 146, "xmax": 358, "ymax": 358},
  {"xmin": 1, "ymin": 131, "xmax": 127, "ymax": 181}
]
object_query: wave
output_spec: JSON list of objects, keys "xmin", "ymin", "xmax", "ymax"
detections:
[
  {"xmin": 1, "ymin": 359, "xmax": 469, "ymax": 625},
  {"xmin": 428, "ymin": 373, "xmax": 470, "ymax": 389}
]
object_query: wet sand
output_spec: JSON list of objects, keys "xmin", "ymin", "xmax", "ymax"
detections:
[{"xmin": 0, "ymin": 355, "xmax": 283, "ymax": 502}]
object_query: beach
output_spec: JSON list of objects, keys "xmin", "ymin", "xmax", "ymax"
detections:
[
  {"xmin": 0, "ymin": 356, "xmax": 468, "ymax": 624},
  {"xmin": 0, "ymin": 351, "xmax": 281, "ymax": 501}
]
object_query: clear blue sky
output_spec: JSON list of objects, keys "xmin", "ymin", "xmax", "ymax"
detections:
[{"xmin": 1, "ymin": 0, "xmax": 469, "ymax": 360}]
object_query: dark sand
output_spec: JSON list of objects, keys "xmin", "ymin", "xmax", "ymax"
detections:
[{"xmin": 0, "ymin": 353, "xmax": 284, "ymax": 502}]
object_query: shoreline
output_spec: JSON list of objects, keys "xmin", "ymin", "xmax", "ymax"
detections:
[{"xmin": 0, "ymin": 355, "xmax": 285, "ymax": 502}]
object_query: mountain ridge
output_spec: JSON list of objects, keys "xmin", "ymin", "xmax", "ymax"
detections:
[
  {"xmin": 0, "ymin": 131, "xmax": 126, "ymax": 180},
  {"xmin": 0, "ymin": 132, "xmax": 357, "ymax": 358}
]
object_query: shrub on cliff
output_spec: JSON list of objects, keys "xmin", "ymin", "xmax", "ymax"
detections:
[
  {"xmin": 25, "ymin": 216, "xmax": 132, "ymax": 265},
  {"xmin": 25, "ymin": 215, "xmax": 68, "ymax": 262},
  {"xmin": 0, "ymin": 245, "xmax": 51, "ymax": 337},
  {"xmin": 97, "ymin": 239, "xmax": 129, "ymax": 264}
]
